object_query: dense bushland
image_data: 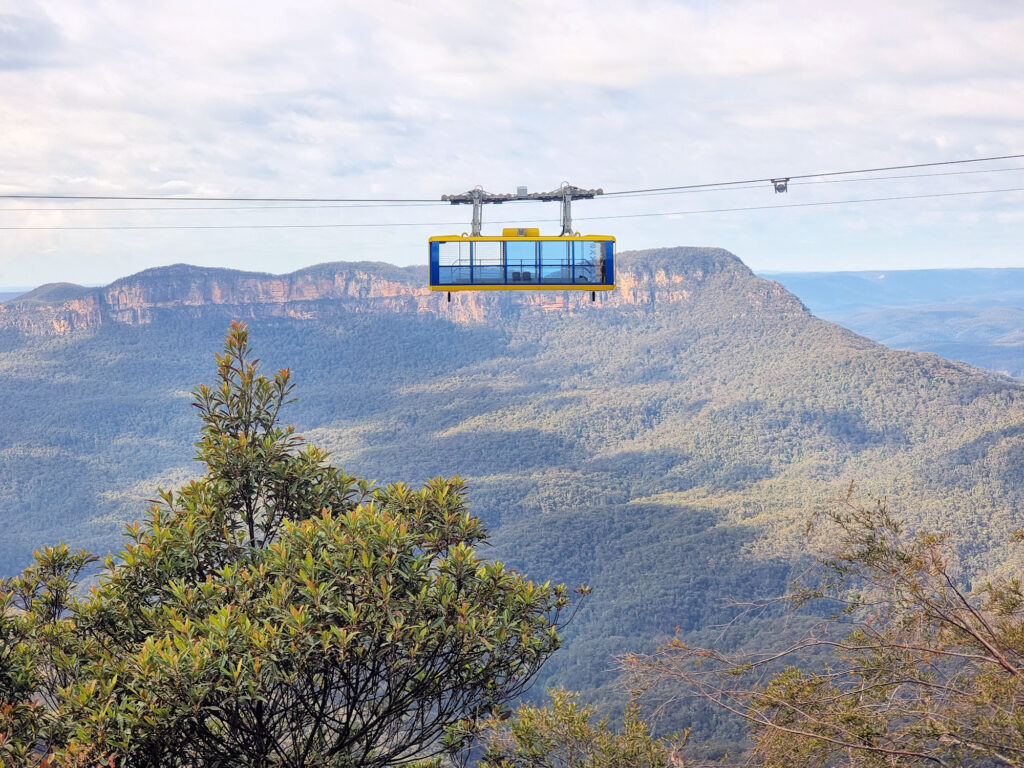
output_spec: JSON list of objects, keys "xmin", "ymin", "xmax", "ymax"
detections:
[{"xmin": 1, "ymin": 325, "xmax": 575, "ymax": 766}]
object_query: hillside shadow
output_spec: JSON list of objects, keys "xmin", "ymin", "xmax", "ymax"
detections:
[
  {"xmin": 349, "ymin": 427, "xmax": 584, "ymax": 481},
  {"xmin": 490, "ymin": 502, "xmax": 804, "ymax": 695},
  {"xmin": 926, "ymin": 423, "xmax": 1024, "ymax": 492}
]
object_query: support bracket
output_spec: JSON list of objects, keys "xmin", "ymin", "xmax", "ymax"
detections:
[
  {"xmin": 443, "ymin": 183, "xmax": 602, "ymax": 236},
  {"xmin": 526, "ymin": 184, "xmax": 603, "ymax": 235},
  {"xmin": 442, "ymin": 187, "xmax": 516, "ymax": 236}
]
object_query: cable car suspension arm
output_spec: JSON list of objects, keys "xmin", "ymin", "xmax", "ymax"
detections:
[
  {"xmin": 442, "ymin": 184, "xmax": 603, "ymax": 236},
  {"xmin": 526, "ymin": 184, "xmax": 603, "ymax": 235},
  {"xmin": 441, "ymin": 188, "xmax": 516, "ymax": 236}
]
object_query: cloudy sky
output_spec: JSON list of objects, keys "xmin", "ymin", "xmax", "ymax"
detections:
[{"xmin": 1, "ymin": 0, "xmax": 1022, "ymax": 286}]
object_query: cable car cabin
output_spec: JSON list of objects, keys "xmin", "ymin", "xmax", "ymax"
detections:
[{"xmin": 429, "ymin": 229, "xmax": 615, "ymax": 294}]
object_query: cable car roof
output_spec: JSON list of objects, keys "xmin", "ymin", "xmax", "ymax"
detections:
[{"xmin": 429, "ymin": 232, "xmax": 616, "ymax": 242}]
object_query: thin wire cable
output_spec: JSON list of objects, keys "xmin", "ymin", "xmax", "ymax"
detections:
[
  {"xmin": 1, "ymin": 152, "xmax": 1021, "ymax": 203},
  {"xmin": 1, "ymin": 165, "xmax": 1016, "ymax": 211},
  {"xmin": 609, "ymin": 166, "xmax": 1024, "ymax": 200},
  {"xmin": 601, "ymin": 153, "xmax": 1024, "ymax": 197},
  {"xmin": 575, "ymin": 186, "xmax": 1024, "ymax": 222},
  {"xmin": 0, "ymin": 165, "xmax": 1017, "ymax": 211},
  {"xmin": 799, "ymin": 165, "xmax": 1024, "ymax": 186},
  {"xmin": 0, "ymin": 193, "xmax": 440, "ymax": 203},
  {"xmin": 0, "ymin": 166, "xmax": 1020, "ymax": 216},
  {"xmin": 0, "ymin": 220, "xmax": 466, "ymax": 230},
  {"xmin": 0, "ymin": 201, "xmax": 448, "ymax": 213},
  {"xmin": 2, "ymin": 186, "xmax": 1021, "ymax": 230}
]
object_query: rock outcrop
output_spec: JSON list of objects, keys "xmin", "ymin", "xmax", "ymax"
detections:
[{"xmin": 0, "ymin": 248, "xmax": 810, "ymax": 335}]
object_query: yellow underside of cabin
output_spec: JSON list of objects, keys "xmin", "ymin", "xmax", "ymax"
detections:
[{"xmin": 430, "ymin": 284, "xmax": 616, "ymax": 292}]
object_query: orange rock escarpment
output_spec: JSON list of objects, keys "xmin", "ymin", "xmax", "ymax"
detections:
[{"xmin": 0, "ymin": 248, "xmax": 808, "ymax": 336}]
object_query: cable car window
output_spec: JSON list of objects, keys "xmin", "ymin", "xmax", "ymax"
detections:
[
  {"xmin": 436, "ymin": 241, "xmax": 470, "ymax": 284},
  {"xmin": 572, "ymin": 240, "xmax": 598, "ymax": 283},
  {"xmin": 473, "ymin": 241, "xmax": 503, "ymax": 283},
  {"xmin": 437, "ymin": 241, "xmax": 467, "ymax": 265},
  {"xmin": 505, "ymin": 240, "xmax": 536, "ymax": 283},
  {"xmin": 600, "ymin": 241, "xmax": 613, "ymax": 283},
  {"xmin": 540, "ymin": 240, "xmax": 569, "ymax": 283},
  {"xmin": 429, "ymin": 235, "xmax": 613, "ymax": 291}
]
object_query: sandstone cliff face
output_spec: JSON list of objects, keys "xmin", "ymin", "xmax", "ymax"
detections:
[{"xmin": 0, "ymin": 248, "xmax": 811, "ymax": 336}]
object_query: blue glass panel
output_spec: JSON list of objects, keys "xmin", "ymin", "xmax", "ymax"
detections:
[
  {"xmin": 472, "ymin": 241, "xmax": 504, "ymax": 283},
  {"xmin": 509, "ymin": 268, "xmax": 536, "ymax": 283},
  {"xmin": 540, "ymin": 241, "xmax": 569, "ymax": 283},
  {"xmin": 431, "ymin": 238, "xmax": 611, "ymax": 287},
  {"xmin": 474, "ymin": 265, "xmax": 504, "ymax": 283},
  {"xmin": 574, "ymin": 240, "xmax": 599, "ymax": 284},
  {"xmin": 569, "ymin": 241, "xmax": 586, "ymax": 284},
  {"xmin": 439, "ymin": 265, "xmax": 473, "ymax": 284},
  {"xmin": 505, "ymin": 241, "xmax": 536, "ymax": 283}
]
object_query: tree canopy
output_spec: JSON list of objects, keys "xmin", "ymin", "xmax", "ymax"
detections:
[
  {"xmin": 623, "ymin": 491, "xmax": 1024, "ymax": 767},
  {"xmin": 1, "ymin": 323, "xmax": 575, "ymax": 767},
  {"xmin": 478, "ymin": 688, "xmax": 678, "ymax": 768}
]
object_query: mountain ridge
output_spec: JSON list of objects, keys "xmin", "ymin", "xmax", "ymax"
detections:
[
  {"xmin": 0, "ymin": 247, "xmax": 807, "ymax": 333},
  {"xmin": 2, "ymin": 246, "xmax": 1022, "ymax": 747},
  {"xmin": 765, "ymin": 268, "xmax": 1024, "ymax": 378}
]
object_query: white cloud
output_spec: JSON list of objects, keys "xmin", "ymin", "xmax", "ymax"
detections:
[
  {"xmin": 0, "ymin": 0, "xmax": 1022, "ymax": 285},
  {"xmin": 0, "ymin": 0, "xmax": 63, "ymax": 69}
]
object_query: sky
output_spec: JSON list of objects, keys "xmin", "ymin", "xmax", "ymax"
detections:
[{"xmin": 1, "ymin": 0, "xmax": 1023, "ymax": 287}]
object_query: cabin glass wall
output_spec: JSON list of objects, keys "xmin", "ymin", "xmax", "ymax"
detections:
[
  {"xmin": 473, "ymin": 241, "xmax": 504, "ymax": 283},
  {"xmin": 436, "ymin": 241, "xmax": 471, "ymax": 284},
  {"xmin": 571, "ymin": 241, "xmax": 597, "ymax": 284},
  {"xmin": 602, "ymin": 241, "xmax": 614, "ymax": 283},
  {"xmin": 505, "ymin": 241, "xmax": 536, "ymax": 283},
  {"xmin": 430, "ymin": 239, "xmax": 613, "ymax": 287},
  {"xmin": 540, "ymin": 241, "xmax": 569, "ymax": 283}
]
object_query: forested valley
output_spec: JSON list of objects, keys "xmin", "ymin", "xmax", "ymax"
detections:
[{"xmin": 3, "ymin": 247, "xmax": 1024, "ymax": 764}]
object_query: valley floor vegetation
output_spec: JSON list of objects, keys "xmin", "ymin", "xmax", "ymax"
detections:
[
  {"xmin": 0, "ymin": 324, "xmax": 577, "ymax": 767},
  {"xmin": 4, "ymin": 324, "xmax": 1024, "ymax": 767},
  {"xmin": 622, "ymin": 493, "xmax": 1024, "ymax": 767}
]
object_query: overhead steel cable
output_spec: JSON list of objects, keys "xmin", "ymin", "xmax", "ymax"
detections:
[
  {"xmin": 575, "ymin": 186, "xmax": 1024, "ymax": 221},
  {"xmin": 6, "ymin": 166, "xmax": 1023, "ymax": 212},
  {"xmin": 0, "ymin": 220, "xmax": 463, "ymax": 230},
  {"xmin": 2, "ymin": 186, "xmax": 1022, "ymax": 230},
  {"xmin": 606, "ymin": 166, "xmax": 1024, "ymax": 200},
  {"xmin": 601, "ymin": 153, "xmax": 1024, "ymax": 197},
  {"xmin": 0, "ymin": 193, "xmax": 440, "ymax": 203},
  {"xmin": 1, "ymin": 152, "xmax": 1021, "ymax": 204},
  {"xmin": 795, "ymin": 165, "xmax": 1024, "ymax": 186},
  {"xmin": 0, "ymin": 201, "xmax": 448, "ymax": 213}
]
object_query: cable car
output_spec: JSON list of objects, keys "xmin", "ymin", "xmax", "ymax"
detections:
[
  {"xmin": 430, "ymin": 184, "xmax": 616, "ymax": 299},
  {"xmin": 428, "ymin": 230, "xmax": 615, "ymax": 293}
]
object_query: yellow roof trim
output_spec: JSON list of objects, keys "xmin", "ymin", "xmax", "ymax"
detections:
[{"xmin": 428, "ymin": 234, "xmax": 615, "ymax": 242}]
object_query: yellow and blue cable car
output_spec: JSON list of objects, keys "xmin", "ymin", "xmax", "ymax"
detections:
[
  {"xmin": 430, "ymin": 184, "xmax": 616, "ymax": 299},
  {"xmin": 428, "ymin": 229, "xmax": 615, "ymax": 293}
]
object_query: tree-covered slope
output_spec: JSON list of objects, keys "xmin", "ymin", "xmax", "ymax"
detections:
[
  {"xmin": 2, "ymin": 248, "xmax": 1023, "ymax": 745},
  {"xmin": 768, "ymin": 268, "xmax": 1024, "ymax": 376}
]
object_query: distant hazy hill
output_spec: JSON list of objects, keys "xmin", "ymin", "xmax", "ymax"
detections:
[
  {"xmin": 2, "ymin": 249, "xmax": 1023, "ymax": 750},
  {"xmin": 767, "ymin": 268, "xmax": 1024, "ymax": 376}
]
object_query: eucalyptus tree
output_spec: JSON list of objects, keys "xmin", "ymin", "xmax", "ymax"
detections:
[
  {"xmin": 2, "ymin": 323, "xmax": 577, "ymax": 767},
  {"xmin": 624, "ymin": 492, "xmax": 1024, "ymax": 768}
]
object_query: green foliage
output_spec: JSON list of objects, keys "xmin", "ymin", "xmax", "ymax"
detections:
[
  {"xmin": 0, "ymin": 544, "xmax": 96, "ymax": 764},
  {"xmin": 479, "ymin": 688, "xmax": 680, "ymax": 768},
  {"xmin": 625, "ymin": 493, "xmax": 1024, "ymax": 767},
  {"xmin": 771, "ymin": 267, "xmax": 1024, "ymax": 377},
  {"xmin": 1, "ymin": 323, "xmax": 573, "ymax": 767},
  {"xmin": 4, "ymin": 251, "xmax": 1024, "ymax": 747}
]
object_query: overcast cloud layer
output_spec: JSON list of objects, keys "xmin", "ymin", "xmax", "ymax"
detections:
[{"xmin": 1, "ymin": 0, "xmax": 1022, "ymax": 286}]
